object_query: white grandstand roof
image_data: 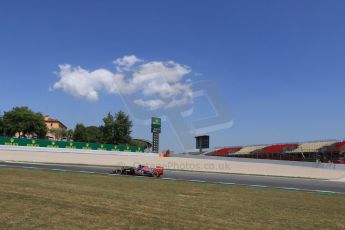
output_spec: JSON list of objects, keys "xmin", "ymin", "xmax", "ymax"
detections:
[
  {"xmin": 231, "ymin": 145, "xmax": 266, "ymax": 155},
  {"xmin": 286, "ymin": 141, "xmax": 336, "ymax": 153}
]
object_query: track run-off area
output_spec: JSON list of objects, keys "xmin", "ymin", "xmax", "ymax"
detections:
[{"xmin": 0, "ymin": 161, "xmax": 344, "ymax": 195}]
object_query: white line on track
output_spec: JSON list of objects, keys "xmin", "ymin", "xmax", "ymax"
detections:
[
  {"xmin": 51, "ymin": 169, "xmax": 67, "ymax": 172},
  {"xmin": 216, "ymin": 182, "xmax": 236, "ymax": 185},
  {"xmin": 187, "ymin": 179, "xmax": 207, "ymax": 183},
  {"xmin": 79, "ymin": 171, "xmax": 96, "ymax": 174},
  {"xmin": 278, "ymin": 187, "xmax": 299, "ymax": 190},
  {"xmin": 22, "ymin": 166, "xmax": 39, "ymax": 169}
]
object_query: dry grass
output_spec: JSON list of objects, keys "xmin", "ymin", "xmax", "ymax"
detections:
[{"xmin": 0, "ymin": 168, "xmax": 344, "ymax": 230}]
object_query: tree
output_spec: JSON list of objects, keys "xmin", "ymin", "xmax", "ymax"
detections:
[
  {"xmin": 101, "ymin": 113, "xmax": 115, "ymax": 144},
  {"xmin": 101, "ymin": 111, "xmax": 133, "ymax": 145},
  {"xmin": 72, "ymin": 124, "xmax": 87, "ymax": 142},
  {"xmin": 3, "ymin": 107, "xmax": 47, "ymax": 138},
  {"xmin": 66, "ymin": 129, "xmax": 74, "ymax": 141},
  {"xmin": 72, "ymin": 124, "xmax": 103, "ymax": 143},
  {"xmin": 113, "ymin": 111, "xmax": 133, "ymax": 145},
  {"xmin": 0, "ymin": 115, "xmax": 4, "ymax": 136},
  {"xmin": 85, "ymin": 126, "xmax": 103, "ymax": 143},
  {"xmin": 50, "ymin": 128, "xmax": 67, "ymax": 140}
]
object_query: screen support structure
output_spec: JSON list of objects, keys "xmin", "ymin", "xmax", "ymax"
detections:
[
  {"xmin": 152, "ymin": 132, "xmax": 159, "ymax": 153},
  {"xmin": 151, "ymin": 117, "xmax": 161, "ymax": 153},
  {"xmin": 195, "ymin": 135, "xmax": 209, "ymax": 154}
]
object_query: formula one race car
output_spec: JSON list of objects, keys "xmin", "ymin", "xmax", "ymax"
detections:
[{"xmin": 111, "ymin": 165, "xmax": 164, "ymax": 178}]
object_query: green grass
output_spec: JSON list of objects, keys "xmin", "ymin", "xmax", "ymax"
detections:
[{"xmin": 0, "ymin": 168, "xmax": 344, "ymax": 230}]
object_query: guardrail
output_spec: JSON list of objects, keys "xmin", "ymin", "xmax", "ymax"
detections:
[{"xmin": 0, "ymin": 136, "xmax": 144, "ymax": 153}]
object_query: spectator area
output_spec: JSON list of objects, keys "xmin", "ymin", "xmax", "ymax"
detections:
[
  {"xmin": 257, "ymin": 144, "xmax": 299, "ymax": 154},
  {"xmin": 325, "ymin": 141, "xmax": 345, "ymax": 153},
  {"xmin": 229, "ymin": 145, "xmax": 266, "ymax": 156},
  {"xmin": 205, "ymin": 147, "xmax": 242, "ymax": 156},
  {"xmin": 199, "ymin": 139, "xmax": 345, "ymax": 163},
  {"xmin": 286, "ymin": 141, "xmax": 335, "ymax": 153}
]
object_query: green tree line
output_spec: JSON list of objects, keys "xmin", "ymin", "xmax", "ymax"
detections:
[
  {"xmin": 72, "ymin": 111, "xmax": 133, "ymax": 145},
  {"xmin": 0, "ymin": 107, "xmax": 137, "ymax": 146}
]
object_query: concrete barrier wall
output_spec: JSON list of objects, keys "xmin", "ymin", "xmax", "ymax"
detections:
[
  {"xmin": 1, "ymin": 149, "xmax": 345, "ymax": 180},
  {"xmin": 176, "ymin": 155, "xmax": 345, "ymax": 171}
]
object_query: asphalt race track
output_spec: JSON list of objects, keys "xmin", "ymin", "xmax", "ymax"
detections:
[{"xmin": 0, "ymin": 161, "xmax": 344, "ymax": 194}]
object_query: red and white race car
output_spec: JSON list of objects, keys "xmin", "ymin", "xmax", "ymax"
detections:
[{"xmin": 111, "ymin": 165, "xmax": 164, "ymax": 178}]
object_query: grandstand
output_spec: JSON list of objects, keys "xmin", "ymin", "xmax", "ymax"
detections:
[
  {"xmin": 284, "ymin": 141, "xmax": 336, "ymax": 161},
  {"xmin": 207, "ymin": 140, "xmax": 345, "ymax": 163},
  {"xmin": 253, "ymin": 144, "xmax": 299, "ymax": 160},
  {"xmin": 257, "ymin": 144, "xmax": 298, "ymax": 154},
  {"xmin": 287, "ymin": 141, "xmax": 336, "ymax": 153},
  {"xmin": 205, "ymin": 147, "xmax": 242, "ymax": 156},
  {"xmin": 229, "ymin": 145, "xmax": 266, "ymax": 157},
  {"xmin": 325, "ymin": 141, "xmax": 345, "ymax": 153},
  {"xmin": 321, "ymin": 141, "xmax": 345, "ymax": 163}
]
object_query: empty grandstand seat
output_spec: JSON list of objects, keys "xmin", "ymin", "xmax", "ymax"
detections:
[
  {"xmin": 206, "ymin": 147, "xmax": 242, "ymax": 156},
  {"xmin": 286, "ymin": 141, "xmax": 336, "ymax": 153},
  {"xmin": 325, "ymin": 141, "xmax": 345, "ymax": 153},
  {"xmin": 257, "ymin": 144, "xmax": 298, "ymax": 154},
  {"xmin": 230, "ymin": 145, "xmax": 266, "ymax": 155}
]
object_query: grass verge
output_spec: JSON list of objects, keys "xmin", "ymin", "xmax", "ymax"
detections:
[{"xmin": 0, "ymin": 168, "xmax": 344, "ymax": 230}]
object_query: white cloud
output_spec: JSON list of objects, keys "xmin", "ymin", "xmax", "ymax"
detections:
[
  {"xmin": 113, "ymin": 55, "xmax": 142, "ymax": 72},
  {"xmin": 52, "ymin": 55, "xmax": 193, "ymax": 110},
  {"xmin": 53, "ymin": 64, "xmax": 125, "ymax": 101},
  {"xmin": 133, "ymin": 99, "xmax": 165, "ymax": 111}
]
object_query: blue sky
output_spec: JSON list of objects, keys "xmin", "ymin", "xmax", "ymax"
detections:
[{"xmin": 1, "ymin": 0, "xmax": 345, "ymax": 152}]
